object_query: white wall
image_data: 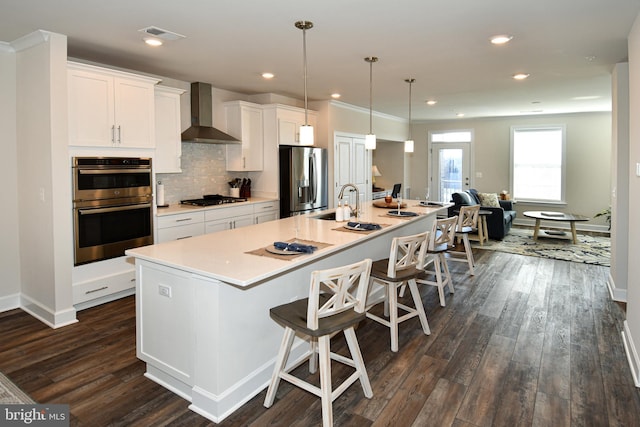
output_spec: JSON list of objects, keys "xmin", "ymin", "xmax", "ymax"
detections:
[
  {"xmin": 372, "ymin": 141, "xmax": 405, "ymax": 191},
  {"xmin": 624, "ymin": 13, "xmax": 640, "ymax": 387},
  {"xmin": 0, "ymin": 42, "xmax": 21, "ymax": 311},
  {"xmin": 14, "ymin": 31, "xmax": 75, "ymax": 327},
  {"xmin": 610, "ymin": 63, "xmax": 630, "ymax": 301},
  {"xmin": 408, "ymin": 112, "xmax": 612, "ymax": 231},
  {"xmin": 312, "ymin": 100, "xmax": 407, "ymax": 204}
]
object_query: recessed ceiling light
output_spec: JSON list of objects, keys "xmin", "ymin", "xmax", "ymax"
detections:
[
  {"xmin": 262, "ymin": 72, "xmax": 274, "ymax": 79},
  {"xmin": 490, "ymin": 35, "xmax": 514, "ymax": 45},
  {"xmin": 456, "ymin": 113, "xmax": 465, "ymax": 118},
  {"xmin": 139, "ymin": 26, "xmax": 186, "ymax": 41},
  {"xmin": 331, "ymin": 93, "xmax": 341, "ymax": 99},
  {"xmin": 513, "ymin": 73, "xmax": 530, "ymax": 80},
  {"xmin": 144, "ymin": 38, "xmax": 163, "ymax": 47},
  {"xmin": 426, "ymin": 100, "xmax": 437, "ymax": 106}
]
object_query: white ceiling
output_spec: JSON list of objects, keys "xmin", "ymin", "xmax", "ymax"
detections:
[{"xmin": 2, "ymin": 0, "xmax": 639, "ymax": 121}]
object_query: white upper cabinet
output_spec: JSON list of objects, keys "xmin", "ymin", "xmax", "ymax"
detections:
[
  {"xmin": 276, "ymin": 106, "xmax": 317, "ymax": 146},
  {"xmin": 154, "ymin": 86, "xmax": 185, "ymax": 173},
  {"xmin": 68, "ymin": 61, "xmax": 159, "ymax": 148},
  {"xmin": 224, "ymin": 101, "xmax": 264, "ymax": 171}
]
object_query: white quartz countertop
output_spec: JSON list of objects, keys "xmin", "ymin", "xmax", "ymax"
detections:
[
  {"xmin": 128, "ymin": 201, "xmax": 448, "ymax": 287},
  {"xmin": 155, "ymin": 197, "xmax": 278, "ymax": 216}
]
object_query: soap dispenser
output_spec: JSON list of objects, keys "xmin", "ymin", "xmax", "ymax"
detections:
[
  {"xmin": 343, "ymin": 201, "xmax": 351, "ymax": 220},
  {"xmin": 336, "ymin": 201, "xmax": 344, "ymax": 222}
]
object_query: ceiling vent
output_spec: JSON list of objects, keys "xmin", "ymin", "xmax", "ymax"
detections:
[{"xmin": 138, "ymin": 26, "xmax": 185, "ymax": 41}]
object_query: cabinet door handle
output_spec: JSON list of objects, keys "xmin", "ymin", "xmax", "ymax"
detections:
[
  {"xmin": 111, "ymin": 125, "xmax": 115, "ymax": 143},
  {"xmin": 177, "ymin": 235, "xmax": 192, "ymax": 240},
  {"xmin": 86, "ymin": 286, "xmax": 108, "ymax": 295},
  {"xmin": 175, "ymin": 218, "xmax": 193, "ymax": 222},
  {"xmin": 117, "ymin": 125, "xmax": 122, "ymax": 144}
]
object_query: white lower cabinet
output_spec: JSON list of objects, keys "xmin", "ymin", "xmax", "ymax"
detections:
[
  {"xmin": 72, "ymin": 257, "xmax": 137, "ymax": 307},
  {"xmin": 205, "ymin": 215, "xmax": 253, "ymax": 233},
  {"xmin": 156, "ymin": 211, "xmax": 205, "ymax": 243},
  {"xmin": 205, "ymin": 204, "xmax": 254, "ymax": 233},
  {"xmin": 156, "ymin": 201, "xmax": 279, "ymax": 243},
  {"xmin": 73, "ymin": 269, "xmax": 136, "ymax": 305},
  {"xmin": 253, "ymin": 201, "xmax": 279, "ymax": 224},
  {"xmin": 158, "ymin": 222, "xmax": 205, "ymax": 242}
]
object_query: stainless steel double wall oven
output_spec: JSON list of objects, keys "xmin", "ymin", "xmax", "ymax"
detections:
[{"xmin": 72, "ymin": 157, "xmax": 153, "ymax": 265}]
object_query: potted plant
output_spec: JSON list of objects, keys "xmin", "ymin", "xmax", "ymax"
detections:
[{"xmin": 594, "ymin": 206, "xmax": 611, "ymax": 230}]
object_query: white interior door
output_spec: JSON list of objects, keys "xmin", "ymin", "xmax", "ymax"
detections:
[
  {"xmin": 335, "ymin": 135, "xmax": 370, "ymax": 208},
  {"xmin": 431, "ymin": 142, "xmax": 471, "ymax": 202}
]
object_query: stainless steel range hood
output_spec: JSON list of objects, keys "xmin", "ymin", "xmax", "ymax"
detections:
[{"xmin": 181, "ymin": 82, "xmax": 240, "ymax": 144}]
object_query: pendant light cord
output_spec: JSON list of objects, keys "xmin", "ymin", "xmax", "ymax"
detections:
[
  {"xmin": 302, "ymin": 25, "xmax": 309, "ymax": 126},
  {"xmin": 295, "ymin": 21, "xmax": 313, "ymax": 127},
  {"xmin": 406, "ymin": 78, "xmax": 415, "ymax": 140},
  {"xmin": 365, "ymin": 57, "xmax": 378, "ymax": 134},
  {"xmin": 369, "ymin": 60, "xmax": 373, "ymax": 133}
]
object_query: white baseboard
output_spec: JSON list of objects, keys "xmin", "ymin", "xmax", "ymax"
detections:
[
  {"xmin": 606, "ymin": 272, "xmax": 627, "ymax": 302},
  {"xmin": 20, "ymin": 294, "xmax": 77, "ymax": 328},
  {"xmin": 187, "ymin": 339, "xmax": 309, "ymax": 423},
  {"xmin": 0, "ymin": 293, "xmax": 20, "ymax": 313},
  {"xmin": 622, "ymin": 321, "xmax": 640, "ymax": 388}
]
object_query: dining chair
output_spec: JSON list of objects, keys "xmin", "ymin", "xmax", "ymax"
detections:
[
  {"xmin": 391, "ymin": 183, "xmax": 402, "ymax": 198},
  {"xmin": 417, "ymin": 216, "xmax": 458, "ymax": 307},
  {"xmin": 448, "ymin": 204, "xmax": 479, "ymax": 275},
  {"xmin": 264, "ymin": 259, "xmax": 373, "ymax": 427},
  {"xmin": 365, "ymin": 231, "xmax": 431, "ymax": 352}
]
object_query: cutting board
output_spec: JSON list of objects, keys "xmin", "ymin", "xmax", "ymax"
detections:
[{"xmin": 373, "ymin": 200, "xmax": 407, "ymax": 209}]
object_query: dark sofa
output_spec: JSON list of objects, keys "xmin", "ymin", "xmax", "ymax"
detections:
[{"xmin": 448, "ymin": 189, "xmax": 516, "ymax": 240}]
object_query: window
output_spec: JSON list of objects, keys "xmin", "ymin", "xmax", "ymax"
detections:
[
  {"xmin": 510, "ymin": 125, "xmax": 566, "ymax": 203},
  {"xmin": 431, "ymin": 130, "xmax": 472, "ymax": 143}
]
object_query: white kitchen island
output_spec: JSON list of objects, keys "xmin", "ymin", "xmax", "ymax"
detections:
[{"xmin": 126, "ymin": 201, "xmax": 445, "ymax": 423}]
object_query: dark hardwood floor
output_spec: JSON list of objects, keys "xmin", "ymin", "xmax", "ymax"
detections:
[{"xmin": 1, "ymin": 249, "xmax": 639, "ymax": 426}]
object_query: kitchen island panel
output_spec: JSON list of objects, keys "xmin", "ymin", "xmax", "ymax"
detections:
[
  {"xmin": 128, "ymin": 203, "xmax": 445, "ymax": 422},
  {"xmin": 136, "ymin": 262, "xmax": 195, "ymax": 386}
]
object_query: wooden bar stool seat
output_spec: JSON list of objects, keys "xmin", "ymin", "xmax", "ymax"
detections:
[
  {"xmin": 264, "ymin": 259, "xmax": 373, "ymax": 427},
  {"xmin": 417, "ymin": 216, "xmax": 458, "ymax": 307},
  {"xmin": 449, "ymin": 204, "xmax": 479, "ymax": 275},
  {"xmin": 365, "ymin": 232, "xmax": 431, "ymax": 352}
]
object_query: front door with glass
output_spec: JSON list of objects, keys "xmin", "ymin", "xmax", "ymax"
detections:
[{"xmin": 428, "ymin": 128, "xmax": 473, "ymax": 203}]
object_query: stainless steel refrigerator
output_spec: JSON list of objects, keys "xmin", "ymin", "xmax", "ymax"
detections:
[{"xmin": 279, "ymin": 146, "xmax": 328, "ymax": 218}]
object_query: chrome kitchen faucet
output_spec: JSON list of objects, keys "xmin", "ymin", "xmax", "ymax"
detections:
[{"xmin": 338, "ymin": 183, "xmax": 360, "ymax": 219}]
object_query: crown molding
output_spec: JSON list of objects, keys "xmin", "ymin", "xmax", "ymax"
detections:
[
  {"xmin": 10, "ymin": 30, "xmax": 53, "ymax": 52},
  {"xmin": 0, "ymin": 41, "xmax": 14, "ymax": 53},
  {"xmin": 327, "ymin": 100, "xmax": 407, "ymax": 123}
]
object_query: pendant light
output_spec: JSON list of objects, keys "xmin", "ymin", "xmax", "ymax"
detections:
[
  {"xmin": 404, "ymin": 78, "xmax": 415, "ymax": 153},
  {"xmin": 295, "ymin": 20, "xmax": 314, "ymax": 146},
  {"xmin": 364, "ymin": 56, "xmax": 378, "ymax": 150}
]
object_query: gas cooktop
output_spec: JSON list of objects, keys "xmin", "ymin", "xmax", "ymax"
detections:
[{"xmin": 180, "ymin": 194, "xmax": 248, "ymax": 207}]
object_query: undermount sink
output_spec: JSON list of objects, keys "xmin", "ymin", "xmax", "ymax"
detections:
[{"xmin": 312, "ymin": 212, "xmax": 336, "ymax": 220}]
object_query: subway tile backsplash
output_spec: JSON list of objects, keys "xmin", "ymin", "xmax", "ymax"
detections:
[{"xmin": 156, "ymin": 142, "xmax": 248, "ymax": 204}]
